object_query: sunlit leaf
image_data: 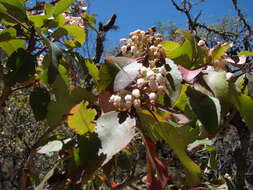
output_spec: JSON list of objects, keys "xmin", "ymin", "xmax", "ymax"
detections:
[
  {"xmin": 0, "ymin": 39, "xmax": 25, "ymax": 55},
  {"xmin": 53, "ymin": 25, "xmax": 86, "ymax": 47},
  {"xmin": 54, "ymin": 0, "xmax": 74, "ymax": 16},
  {"xmin": 211, "ymin": 42, "xmax": 232, "ymax": 60},
  {"xmin": 95, "ymin": 111, "xmax": 136, "ymax": 165},
  {"xmin": 0, "ymin": 0, "xmax": 27, "ymax": 24},
  {"xmin": 0, "ymin": 28, "xmax": 16, "ymax": 42},
  {"xmin": 67, "ymin": 101, "xmax": 97, "ymax": 135},
  {"xmin": 85, "ymin": 59, "xmax": 99, "ymax": 81},
  {"xmin": 238, "ymin": 51, "xmax": 253, "ymax": 56},
  {"xmin": 230, "ymin": 85, "xmax": 253, "ymax": 131}
]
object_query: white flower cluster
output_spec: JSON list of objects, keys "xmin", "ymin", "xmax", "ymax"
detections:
[
  {"xmin": 120, "ymin": 29, "xmax": 165, "ymax": 67},
  {"xmin": 63, "ymin": 13, "xmax": 84, "ymax": 28},
  {"xmin": 109, "ymin": 65, "xmax": 167, "ymax": 110}
]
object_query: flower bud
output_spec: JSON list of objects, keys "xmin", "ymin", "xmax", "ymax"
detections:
[
  {"xmin": 132, "ymin": 89, "xmax": 141, "ymax": 98},
  {"xmin": 156, "ymin": 73, "xmax": 165, "ymax": 83},
  {"xmin": 120, "ymin": 38, "xmax": 128, "ymax": 43},
  {"xmin": 148, "ymin": 92, "xmax": 157, "ymax": 101},
  {"xmin": 121, "ymin": 45, "xmax": 127, "ymax": 54},
  {"xmin": 158, "ymin": 66, "xmax": 167, "ymax": 76},
  {"xmin": 140, "ymin": 66, "xmax": 148, "ymax": 75},
  {"xmin": 131, "ymin": 46, "xmax": 137, "ymax": 53},
  {"xmin": 137, "ymin": 78, "xmax": 145, "ymax": 88},
  {"xmin": 133, "ymin": 99, "xmax": 141, "ymax": 108},
  {"xmin": 146, "ymin": 70, "xmax": 155, "ymax": 79},
  {"xmin": 125, "ymin": 101, "xmax": 132, "ymax": 108},
  {"xmin": 114, "ymin": 95, "xmax": 122, "ymax": 104},
  {"xmin": 124, "ymin": 94, "xmax": 133, "ymax": 102},
  {"xmin": 149, "ymin": 80, "xmax": 158, "ymax": 91}
]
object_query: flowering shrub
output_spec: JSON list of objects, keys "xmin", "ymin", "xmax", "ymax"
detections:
[{"xmin": 0, "ymin": 0, "xmax": 253, "ymax": 189}]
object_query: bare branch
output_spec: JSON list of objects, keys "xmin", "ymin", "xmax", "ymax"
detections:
[{"xmin": 93, "ymin": 14, "xmax": 117, "ymax": 64}]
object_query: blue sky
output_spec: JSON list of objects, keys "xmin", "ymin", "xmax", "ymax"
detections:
[
  {"xmin": 89, "ymin": 0, "xmax": 253, "ymax": 48},
  {"xmin": 28, "ymin": 0, "xmax": 253, "ymax": 50}
]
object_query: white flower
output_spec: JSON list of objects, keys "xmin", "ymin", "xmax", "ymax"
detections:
[
  {"xmin": 120, "ymin": 38, "xmax": 128, "ymax": 43},
  {"xmin": 140, "ymin": 66, "xmax": 148, "ymax": 75},
  {"xmin": 124, "ymin": 94, "xmax": 133, "ymax": 102},
  {"xmin": 121, "ymin": 45, "xmax": 127, "ymax": 54},
  {"xmin": 158, "ymin": 66, "xmax": 167, "ymax": 76},
  {"xmin": 114, "ymin": 95, "xmax": 122, "ymax": 104},
  {"xmin": 156, "ymin": 73, "xmax": 165, "ymax": 83},
  {"xmin": 146, "ymin": 70, "xmax": 155, "ymax": 79},
  {"xmin": 137, "ymin": 78, "xmax": 145, "ymax": 88},
  {"xmin": 148, "ymin": 92, "xmax": 157, "ymax": 101},
  {"xmin": 131, "ymin": 46, "xmax": 137, "ymax": 53},
  {"xmin": 125, "ymin": 101, "xmax": 132, "ymax": 108},
  {"xmin": 132, "ymin": 89, "xmax": 141, "ymax": 98},
  {"xmin": 133, "ymin": 99, "xmax": 141, "ymax": 108},
  {"xmin": 198, "ymin": 40, "xmax": 206, "ymax": 47}
]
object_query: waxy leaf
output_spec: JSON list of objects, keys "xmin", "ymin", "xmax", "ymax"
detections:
[
  {"xmin": 113, "ymin": 61, "xmax": 143, "ymax": 91},
  {"xmin": 178, "ymin": 65, "xmax": 203, "ymax": 83},
  {"xmin": 95, "ymin": 111, "xmax": 136, "ymax": 165},
  {"xmin": 37, "ymin": 140, "xmax": 63, "ymax": 155},
  {"xmin": 165, "ymin": 58, "xmax": 183, "ymax": 105},
  {"xmin": 187, "ymin": 88, "xmax": 221, "ymax": 136},
  {"xmin": 67, "ymin": 101, "xmax": 97, "ymax": 135}
]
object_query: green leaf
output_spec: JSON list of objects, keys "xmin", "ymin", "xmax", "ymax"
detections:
[
  {"xmin": 165, "ymin": 58, "xmax": 183, "ymax": 105},
  {"xmin": 53, "ymin": 25, "xmax": 86, "ymax": 47},
  {"xmin": 211, "ymin": 43, "xmax": 232, "ymax": 60},
  {"xmin": 238, "ymin": 51, "xmax": 253, "ymax": 56},
  {"xmin": 85, "ymin": 59, "xmax": 99, "ymax": 82},
  {"xmin": 187, "ymin": 88, "xmax": 221, "ymax": 136},
  {"xmin": 5, "ymin": 48, "xmax": 36, "ymax": 85},
  {"xmin": 230, "ymin": 85, "xmax": 253, "ymax": 131},
  {"xmin": 0, "ymin": 0, "xmax": 27, "ymax": 24},
  {"xmin": 98, "ymin": 61, "xmax": 119, "ymax": 92},
  {"xmin": 45, "ymin": 3, "xmax": 54, "ymax": 17},
  {"xmin": 29, "ymin": 87, "xmax": 51, "ymax": 121},
  {"xmin": 67, "ymin": 101, "xmax": 97, "ymax": 135},
  {"xmin": 161, "ymin": 41, "xmax": 180, "ymax": 56},
  {"xmin": 69, "ymin": 133, "xmax": 105, "ymax": 180},
  {"xmin": 0, "ymin": 28, "xmax": 16, "ymax": 42},
  {"xmin": 29, "ymin": 14, "xmax": 50, "ymax": 28},
  {"xmin": 202, "ymin": 71, "xmax": 229, "ymax": 100},
  {"xmin": 47, "ymin": 76, "xmax": 95, "ymax": 126},
  {"xmin": 54, "ymin": 0, "xmax": 74, "ymax": 16},
  {"xmin": 0, "ymin": 39, "xmax": 25, "ymax": 55},
  {"xmin": 137, "ymin": 110, "xmax": 201, "ymax": 185},
  {"xmin": 95, "ymin": 111, "xmax": 136, "ymax": 165}
]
